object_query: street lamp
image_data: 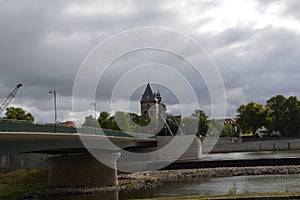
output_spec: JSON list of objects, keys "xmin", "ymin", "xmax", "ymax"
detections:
[
  {"xmin": 91, "ymin": 102, "xmax": 97, "ymax": 119},
  {"xmin": 49, "ymin": 90, "xmax": 57, "ymax": 133}
]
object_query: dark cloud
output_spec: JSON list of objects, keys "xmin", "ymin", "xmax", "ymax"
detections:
[{"xmin": 0, "ymin": 0, "xmax": 299, "ymax": 124}]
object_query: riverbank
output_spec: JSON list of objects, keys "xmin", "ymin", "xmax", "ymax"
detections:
[
  {"xmin": 141, "ymin": 192, "xmax": 300, "ymax": 200},
  {"xmin": 11, "ymin": 165, "xmax": 300, "ymax": 199}
]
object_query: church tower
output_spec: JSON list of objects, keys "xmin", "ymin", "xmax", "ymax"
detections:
[
  {"xmin": 140, "ymin": 83, "xmax": 159, "ymax": 119},
  {"xmin": 140, "ymin": 83, "xmax": 166, "ymax": 120}
]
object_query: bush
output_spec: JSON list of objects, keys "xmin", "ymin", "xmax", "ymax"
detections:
[{"xmin": 0, "ymin": 169, "xmax": 48, "ymax": 197}]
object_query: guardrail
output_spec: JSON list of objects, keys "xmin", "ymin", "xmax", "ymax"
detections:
[{"xmin": 0, "ymin": 119, "xmax": 155, "ymax": 139}]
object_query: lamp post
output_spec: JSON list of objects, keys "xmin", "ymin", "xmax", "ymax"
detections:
[
  {"xmin": 49, "ymin": 90, "xmax": 57, "ymax": 133},
  {"xmin": 91, "ymin": 102, "xmax": 97, "ymax": 119}
]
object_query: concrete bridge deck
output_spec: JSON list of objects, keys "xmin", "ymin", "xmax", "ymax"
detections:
[{"xmin": 0, "ymin": 132, "xmax": 156, "ymax": 154}]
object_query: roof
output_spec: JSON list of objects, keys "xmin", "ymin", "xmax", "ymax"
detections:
[{"xmin": 141, "ymin": 83, "xmax": 158, "ymax": 103}]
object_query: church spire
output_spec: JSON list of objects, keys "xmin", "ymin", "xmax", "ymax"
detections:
[
  {"xmin": 156, "ymin": 84, "xmax": 162, "ymax": 103},
  {"xmin": 140, "ymin": 83, "xmax": 157, "ymax": 103}
]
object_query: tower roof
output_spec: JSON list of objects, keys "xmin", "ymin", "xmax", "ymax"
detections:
[{"xmin": 141, "ymin": 83, "xmax": 157, "ymax": 103}]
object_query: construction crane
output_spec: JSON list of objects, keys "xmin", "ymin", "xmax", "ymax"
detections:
[{"xmin": 0, "ymin": 84, "xmax": 22, "ymax": 116}]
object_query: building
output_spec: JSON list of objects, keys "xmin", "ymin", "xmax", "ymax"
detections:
[{"xmin": 140, "ymin": 83, "xmax": 166, "ymax": 121}]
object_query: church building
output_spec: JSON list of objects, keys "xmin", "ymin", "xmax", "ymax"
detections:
[{"xmin": 140, "ymin": 83, "xmax": 166, "ymax": 120}]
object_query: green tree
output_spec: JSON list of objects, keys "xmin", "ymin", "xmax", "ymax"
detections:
[
  {"xmin": 105, "ymin": 115, "xmax": 123, "ymax": 131},
  {"xmin": 181, "ymin": 116, "xmax": 198, "ymax": 135},
  {"xmin": 98, "ymin": 111, "xmax": 110, "ymax": 129},
  {"xmin": 236, "ymin": 102, "xmax": 267, "ymax": 134},
  {"xmin": 82, "ymin": 115, "xmax": 99, "ymax": 128},
  {"xmin": 284, "ymin": 96, "xmax": 300, "ymax": 136},
  {"xmin": 266, "ymin": 95, "xmax": 287, "ymax": 135},
  {"xmin": 191, "ymin": 109, "xmax": 209, "ymax": 137},
  {"xmin": 114, "ymin": 111, "xmax": 133, "ymax": 132},
  {"xmin": 4, "ymin": 107, "xmax": 34, "ymax": 122},
  {"xmin": 221, "ymin": 123, "xmax": 235, "ymax": 137},
  {"xmin": 157, "ymin": 113, "xmax": 181, "ymax": 136},
  {"xmin": 208, "ymin": 119, "xmax": 223, "ymax": 136},
  {"xmin": 165, "ymin": 114, "xmax": 181, "ymax": 135},
  {"xmin": 140, "ymin": 114, "xmax": 151, "ymax": 127},
  {"xmin": 267, "ymin": 95, "xmax": 300, "ymax": 136}
]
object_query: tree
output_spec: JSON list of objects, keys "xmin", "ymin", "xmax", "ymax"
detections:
[
  {"xmin": 179, "ymin": 109, "xmax": 209, "ymax": 136},
  {"xmin": 266, "ymin": 95, "xmax": 287, "ymax": 135},
  {"xmin": 266, "ymin": 95, "xmax": 300, "ymax": 136},
  {"xmin": 284, "ymin": 96, "xmax": 300, "ymax": 136},
  {"xmin": 208, "ymin": 119, "xmax": 223, "ymax": 136},
  {"xmin": 191, "ymin": 109, "xmax": 209, "ymax": 137},
  {"xmin": 157, "ymin": 113, "xmax": 181, "ymax": 136},
  {"xmin": 236, "ymin": 102, "xmax": 267, "ymax": 134},
  {"xmin": 165, "ymin": 114, "xmax": 181, "ymax": 135},
  {"xmin": 113, "ymin": 111, "xmax": 133, "ymax": 132},
  {"xmin": 4, "ymin": 107, "xmax": 34, "ymax": 122},
  {"xmin": 221, "ymin": 123, "xmax": 235, "ymax": 137},
  {"xmin": 82, "ymin": 115, "xmax": 99, "ymax": 128},
  {"xmin": 98, "ymin": 111, "xmax": 110, "ymax": 129},
  {"xmin": 181, "ymin": 116, "xmax": 198, "ymax": 135}
]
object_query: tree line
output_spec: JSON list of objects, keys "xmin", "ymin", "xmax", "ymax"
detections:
[
  {"xmin": 236, "ymin": 94, "xmax": 300, "ymax": 137},
  {"xmin": 82, "ymin": 109, "xmax": 235, "ymax": 137},
  {"xmin": 4, "ymin": 94, "xmax": 299, "ymax": 138}
]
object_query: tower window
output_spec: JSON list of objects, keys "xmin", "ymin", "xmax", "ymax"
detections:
[{"xmin": 147, "ymin": 104, "xmax": 150, "ymax": 108}]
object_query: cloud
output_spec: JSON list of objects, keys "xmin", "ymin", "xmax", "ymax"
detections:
[{"xmin": 0, "ymin": 0, "xmax": 299, "ymax": 125}]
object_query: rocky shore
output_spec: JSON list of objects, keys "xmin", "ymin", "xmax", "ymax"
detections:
[{"xmin": 18, "ymin": 165, "xmax": 300, "ymax": 199}]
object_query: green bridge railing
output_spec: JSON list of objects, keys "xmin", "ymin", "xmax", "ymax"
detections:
[{"xmin": 0, "ymin": 119, "xmax": 155, "ymax": 139}]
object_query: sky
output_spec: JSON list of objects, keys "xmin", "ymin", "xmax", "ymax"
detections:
[{"xmin": 0, "ymin": 0, "xmax": 300, "ymax": 125}]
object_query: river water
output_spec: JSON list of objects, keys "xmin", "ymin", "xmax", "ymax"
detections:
[
  {"xmin": 202, "ymin": 150, "xmax": 300, "ymax": 161},
  {"xmin": 45, "ymin": 151, "xmax": 300, "ymax": 199},
  {"xmin": 45, "ymin": 174, "xmax": 300, "ymax": 200}
]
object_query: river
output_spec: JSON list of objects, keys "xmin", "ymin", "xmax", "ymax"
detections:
[
  {"xmin": 45, "ymin": 174, "xmax": 300, "ymax": 200},
  {"xmin": 203, "ymin": 150, "xmax": 300, "ymax": 161},
  {"xmin": 44, "ymin": 151, "xmax": 300, "ymax": 199}
]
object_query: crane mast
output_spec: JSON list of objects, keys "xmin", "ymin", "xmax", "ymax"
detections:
[{"xmin": 0, "ymin": 84, "xmax": 22, "ymax": 116}]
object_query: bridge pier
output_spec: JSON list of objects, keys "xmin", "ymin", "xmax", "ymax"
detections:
[{"xmin": 48, "ymin": 153, "xmax": 120, "ymax": 187}]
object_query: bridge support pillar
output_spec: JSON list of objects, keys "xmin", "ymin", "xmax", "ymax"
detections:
[
  {"xmin": 155, "ymin": 136, "xmax": 202, "ymax": 161},
  {"xmin": 48, "ymin": 153, "xmax": 120, "ymax": 187}
]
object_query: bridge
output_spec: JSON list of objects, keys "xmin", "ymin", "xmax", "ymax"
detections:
[
  {"xmin": 0, "ymin": 129, "xmax": 157, "ymax": 187},
  {"xmin": 0, "ymin": 132, "xmax": 156, "ymax": 154},
  {"xmin": 0, "ymin": 120, "xmax": 202, "ymax": 187}
]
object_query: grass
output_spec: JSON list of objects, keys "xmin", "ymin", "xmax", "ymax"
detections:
[
  {"xmin": 145, "ymin": 177, "xmax": 157, "ymax": 184},
  {"xmin": 227, "ymin": 182, "xmax": 238, "ymax": 195},
  {"xmin": 120, "ymin": 180, "xmax": 138, "ymax": 186},
  {"xmin": 0, "ymin": 169, "xmax": 49, "ymax": 197}
]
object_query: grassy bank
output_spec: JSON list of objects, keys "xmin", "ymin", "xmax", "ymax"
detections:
[{"xmin": 0, "ymin": 169, "xmax": 48, "ymax": 197}]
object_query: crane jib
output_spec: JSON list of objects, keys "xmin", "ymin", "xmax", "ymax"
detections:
[{"xmin": 0, "ymin": 84, "xmax": 22, "ymax": 115}]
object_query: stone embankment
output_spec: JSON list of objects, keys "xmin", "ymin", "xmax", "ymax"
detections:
[{"xmin": 19, "ymin": 165, "xmax": 300, "ymax": 199}]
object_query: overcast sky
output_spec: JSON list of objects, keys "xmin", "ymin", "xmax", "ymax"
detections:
[{"xmin": 1, "ymin": 0, "xmax": 300, "ymax": 125}]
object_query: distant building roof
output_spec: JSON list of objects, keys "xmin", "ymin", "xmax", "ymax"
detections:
[{"xmin": 224, "ymin": 118, "xmax": 236, "ymax": 124}]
